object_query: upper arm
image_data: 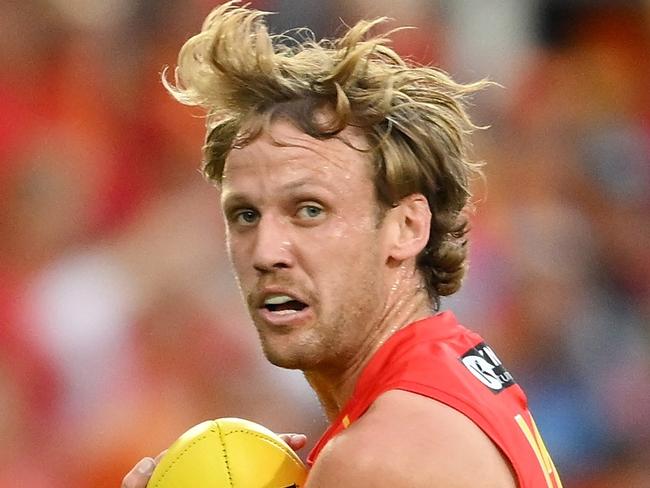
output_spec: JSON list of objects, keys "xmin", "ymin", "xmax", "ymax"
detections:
[{"xmin": 306, "ymin": 390, "xmax": 517, "ymax": 488}]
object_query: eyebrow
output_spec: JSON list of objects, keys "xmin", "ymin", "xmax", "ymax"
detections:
[{"xmin": 220, "ymin": 192, "xmax": 249, "ymax": 210}]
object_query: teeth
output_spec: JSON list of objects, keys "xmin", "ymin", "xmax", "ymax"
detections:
[
  {"xmin": 264, "ymin": 294, "xmax": 294, "ymax": 306},
  {"xmin": 271, "ymin": 309, "xmax": 298, "ymax": 315}
]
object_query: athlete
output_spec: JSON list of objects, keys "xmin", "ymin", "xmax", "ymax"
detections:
[{"xmin": 123, "ymin": 2, "xmax": 562, "ymax": 486}]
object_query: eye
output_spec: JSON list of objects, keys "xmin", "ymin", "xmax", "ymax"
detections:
[
  {"xmin": 296, "ymin": 204, "xmax": 324, "ymax": 220},
  {"xmin": 233, "ymin": 209, "xmax": 259, "ymax": 226}
]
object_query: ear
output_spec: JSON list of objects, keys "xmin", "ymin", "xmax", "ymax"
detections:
[{"xmin": 385, "ymin": 193, "xmax": 431, "ymax": 262}]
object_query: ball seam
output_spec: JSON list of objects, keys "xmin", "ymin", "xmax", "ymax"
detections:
[
  {"xmin": 223, "ymin": 429, "xmax": 304, "ymax": 470},
  {"xmin": 148, "ymin": 432, "xmax": 210, "ymax": 487},
  {"xmin": 215, "ymin": 422, "xmax": 235, "ymax": 487}
]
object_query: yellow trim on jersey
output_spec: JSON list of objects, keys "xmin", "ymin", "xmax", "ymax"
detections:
[{"xmin": 515, "ymin": 413, "xmax": 563, "ymax": 487}]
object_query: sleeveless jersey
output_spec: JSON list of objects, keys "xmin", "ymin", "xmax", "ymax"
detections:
[{"xmin": 307, "ymin": 312, "xmax": 563, "ymax": 488}]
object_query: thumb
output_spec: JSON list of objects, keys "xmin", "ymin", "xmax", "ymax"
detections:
[
  {"xmin": 122, "ymin": 457, "xmax": 156, "ymax": 488},
  {"xmin": 280, "ymin": 433, "xmax": 308, "ymax": 451}
]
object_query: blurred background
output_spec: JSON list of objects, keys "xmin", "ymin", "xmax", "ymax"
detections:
[{"xmin": 1, "ymin": 0, "xmax": 649, "ymax": 486}]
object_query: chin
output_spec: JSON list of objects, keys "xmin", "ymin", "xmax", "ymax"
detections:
[
  {"xmin": 264, "ymin": 354, "xmax": 305, "ymax": 370},
  {"xmin": 260, "ymin": 340, "xmax": 317, "ymax": 370}
]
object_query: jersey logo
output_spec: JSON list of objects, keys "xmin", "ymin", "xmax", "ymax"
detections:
[{"xmin": 460, "ymin": 342, "xmax": 515, "ymax": 393}]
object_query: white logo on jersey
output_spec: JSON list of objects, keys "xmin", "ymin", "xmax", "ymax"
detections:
[
  {"xmin": 462, "ymin": 355, "xmax": 504, "ymax": 390},
  {"xmin": 460, "ymin": 342, "xmax": 515, "ymax": 393}
]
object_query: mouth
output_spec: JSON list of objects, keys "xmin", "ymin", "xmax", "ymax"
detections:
[
  {"xmin": 264, "ymin": 294, "xmax": 308, "ymax": 313},
  {"xmin": 256, "ymin": 292, "xmax": 313, "ymax": 326}
]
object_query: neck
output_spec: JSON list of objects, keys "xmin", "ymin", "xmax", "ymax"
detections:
[{"xmin": 304, "ymin": 270, "xmax": 432, "ymax": 421}]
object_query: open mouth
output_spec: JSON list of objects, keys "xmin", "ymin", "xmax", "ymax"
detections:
[{"xmin": 263, "ymin": 295, "xmax": 309, "ymax": 314}]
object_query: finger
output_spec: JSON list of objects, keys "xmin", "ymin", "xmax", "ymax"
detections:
[
  {"xmin": 121, "ymin": 457, "xmax": 156, "ymax": 488},
  {"xmin": 154, "ymin": 450, "xmax": 168, "ymax": 464},
  {"xmin": 279, "ymin": 433, "xmax": 307, "ymax": 451}
]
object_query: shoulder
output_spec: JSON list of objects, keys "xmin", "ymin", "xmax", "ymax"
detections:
[{"xmin": 307, "ymin": 389, "xmax": 517, "ymax": 488}]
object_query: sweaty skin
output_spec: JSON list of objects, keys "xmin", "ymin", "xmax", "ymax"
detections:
[
  {"xmin": 122, "ymin": 121, "xmax": 516, "ymax": 488},
  {"xmin": 221, "ymin": 120, "xmax": 432, "ymax": 417}
]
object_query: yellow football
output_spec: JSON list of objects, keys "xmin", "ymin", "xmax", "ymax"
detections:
[{"xmin": 147, "ymin": 418, "xmax": 307, "ymax": 488}]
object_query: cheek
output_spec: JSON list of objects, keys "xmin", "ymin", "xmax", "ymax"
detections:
[
  {"xmin": 224, "ymin": 229, "xmax": 233, "ymax": 261},
  {"xmin": 225, "ymin": 234, "xmax": 250, "ymax": 282},
  {"xmin": 308, "ymin": 227, "xmax": 383, "ymax": 290},
  {"xmin": 225, "ymin": 230, "xmax": 236, "ymax": 266},
  {"xmin": 330, "ymin": 213, "xmax": 378, "ymax": 239}
]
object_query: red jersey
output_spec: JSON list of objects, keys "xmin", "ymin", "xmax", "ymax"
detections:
[{"xmin": 307, "ymin": 312, "xmax": 563, "ymax": 488}]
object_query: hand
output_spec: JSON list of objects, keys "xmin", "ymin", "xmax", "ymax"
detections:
[
  {"xmin": 121, "ymin": 451, "xmax": 165, "ymax": 488},
  {"xmin": 120, "ymin": 434, "xmax": 307, "ymax": 488},
  {"xmin": 282, "ymin": 433, "xmax": 308, "ymax": 451}
]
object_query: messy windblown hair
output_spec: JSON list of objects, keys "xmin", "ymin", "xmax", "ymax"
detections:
[{"xmin": 164, "ymin": 1, "xmax": 488, "ymax": 309}]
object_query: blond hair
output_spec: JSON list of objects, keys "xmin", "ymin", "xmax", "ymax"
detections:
[{"xmin": 165, "ymin": 1, "xmax": 488, "ymax": 308}]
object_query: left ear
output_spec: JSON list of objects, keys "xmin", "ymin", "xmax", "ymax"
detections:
[{"xmin": 385, "ymin": 193, "xmax": 431, "ymax": 262}]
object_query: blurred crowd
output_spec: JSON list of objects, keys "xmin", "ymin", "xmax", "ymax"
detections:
[{"xmin": 1, "ymin": 0, "xmax": 648, "ymax": 486}]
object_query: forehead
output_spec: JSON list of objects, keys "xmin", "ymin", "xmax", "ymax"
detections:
[{"xmin": 221, "ymin": 120, "xmax": 373, "ymax": 198}]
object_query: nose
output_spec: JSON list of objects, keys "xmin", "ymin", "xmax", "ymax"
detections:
[{"xmin": 251, "ymin": 214, "xmax": 294, "ymax": 273}]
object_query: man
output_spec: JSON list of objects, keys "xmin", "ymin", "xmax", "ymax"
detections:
[{"xmin": 124, "ymin": 2, "xmax": 562, "ymax": 486}]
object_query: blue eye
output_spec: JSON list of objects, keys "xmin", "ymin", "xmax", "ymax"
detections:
[
  {"xmin": 297, "ymin": 205, "xmax": 323, "ymax": 219},
  {"xmin": 235, "ymin": 209, "xmax": 259, "ymax": 225}
]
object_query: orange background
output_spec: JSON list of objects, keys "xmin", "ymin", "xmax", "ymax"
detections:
[{"xmin": 1, "ymin": 1, "xmax": 648, "ymax": 486}]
